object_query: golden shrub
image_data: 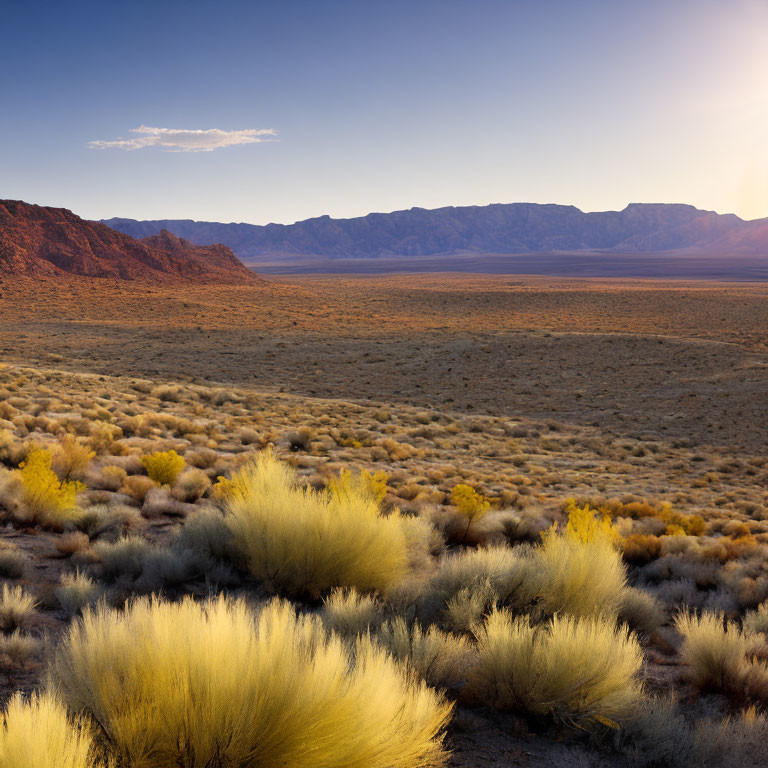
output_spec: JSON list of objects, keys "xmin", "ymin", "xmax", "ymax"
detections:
[
  {"xmin": 52, "ymin": 596, "xmax": 451, "ymax": 768},
  {"xmin": 328, "ymin": 468, "xmax": 390, "ymax": 506},
  {"xmin": 140, "ymin": 449, "xmax": 185, "ymax": 485},
  {"xmin": 450, "ymin": 484, "xmax": 490, "ymax": 527},
  {"xmin": 18, "ymin": 447, "xmax": 83, "ymax": 528}
]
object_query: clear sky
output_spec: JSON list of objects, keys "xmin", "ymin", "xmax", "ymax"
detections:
[{"xmin": 1, "ymin": 0, "xmax": 767, "ymax": 224}]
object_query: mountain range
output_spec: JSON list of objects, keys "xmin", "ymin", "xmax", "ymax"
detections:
[
  {"xmin": 0, "ymin": 200, "xmax": 256, "ymax": 282},
  {"xmin": 102, "ymin": 203, "xmax": 768, "ymax": 266}
]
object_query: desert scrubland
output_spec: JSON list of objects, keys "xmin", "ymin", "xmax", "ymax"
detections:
[{"xmin": 0, "ymin": 273, "xmax": 768, "ymax": 766}]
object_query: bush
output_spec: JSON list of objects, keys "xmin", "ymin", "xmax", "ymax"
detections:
[
  {"xmin": 55, "ymin": 572, "xmax": 101, "ymax": 616},
  {"xmin": 224, "ymin": 450, "xmax": 410, "ymax": 597},
  {"xmin": 674, "ymin": 610, "xmax": 763, "ymax": 696},
  {"xmin": 140, "ymin": 449, "xmax": 185, "ymax": 485},
  {"xmin": 378, "ymin": 617, "xmax": 473, "ymax": 690},
  {"xmin": 0, "ymin": 584, "xmax": 38, "ymax": 633},
  {"xmin": 331, "ymin": 466, "xmax": 390, "ymax": 500},
  {"xmin": 51, "ymin": 595, "xmax": 452, "ymax": 768},
  {"xmin": 450, "ymin": 484, "xmax": 490, "ymax": 538},
  {"xmin": 0, "ymin": 692, "xmax": 95, "ymax": 768},
  {"xmin": 424, "ymin": 545, "xmax": 540, "ymax": 629},
  {"xmin": 96, "ymin": 465, "xmax": 127, "ymax": 491},
  {"xmin": 17, "ymin": 447, "xmax": 83, "ymax": 528},
  {"xmin": 52, "ymin": 435, "xmax": 94, "ymax": 482},
  {"xmin": 535, "ymin": 502, "xmax": 627, "ymax": 620},
  {"xmin": 323, "ymin": 588, "xmax": 381, "ymax": 637},
  {"xmin": 468, "ymin": 609, "xmax": 643, "ymax": 725},
  {"xmin": 0, "ymin": 541, "xmax": 29, "ymax": 579},
  {"xmin": 172, "ymin": 467, "xmax": 211, "ymax": 501}
]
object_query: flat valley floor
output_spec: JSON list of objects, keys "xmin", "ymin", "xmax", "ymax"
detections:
[{"xmin": 2, "ymin": 273, "xmax": 767, "ymax": 452}]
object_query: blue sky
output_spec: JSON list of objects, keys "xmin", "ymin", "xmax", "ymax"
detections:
[{"xmin": 1, "ymin": 0, "xmax": 767, "ymax": 223}]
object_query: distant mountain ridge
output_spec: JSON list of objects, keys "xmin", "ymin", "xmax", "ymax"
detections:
[
  {"xmin": 0, "ymin": 200, "xmax": 257, "ymax": 282},
  {"xmin": 102, "ymin": 203, "xmax": 768, "ymax": 264}
]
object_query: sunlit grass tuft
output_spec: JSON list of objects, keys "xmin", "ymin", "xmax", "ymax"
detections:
[
  {"xmin": 223, "ymin": 450, "xmax": 409, "ymax": 596},
  {"xmin": 52, "ymin": 595, "xmax": 451, "ymax": 768}
]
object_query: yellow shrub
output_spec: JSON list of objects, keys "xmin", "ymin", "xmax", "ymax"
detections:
[
  {"xmin": 328, "ymin": 468, "xmax": 390, "ymax": 506},
  {"xmin": 18, "ymin": 447, "xmax": 83, "ymax": 528},
  {"xmin": 51, "ymin": 596, "xmax": 451, "ymax": 768},
  {"xmin": 450, "ymin": 484, "xmax": 490, "ymax": 523},
  {"xmin": 563, "ymin": 499, "xmax": 621, "ymax": 546},
  {"xmin": 224, "ymin": 450, "xmax": 409, "ymax": 596},
  {"xmin": 140, "ymin": 450, "xmax": 185, "ymax": 485},
  {"xmin": 0, "ymin": 691, "xmax": 95, "ymax": 768},
  {"xmin": 211, "ymin": 474, "xmax": 235, "ymax": 500},
  {"xmin": 536, "ymin": 503, "xmax": 626, "ymax": 619},
  {"xmin": 468, "ymin": 609, "xmax": 643, "ymax": 725}
]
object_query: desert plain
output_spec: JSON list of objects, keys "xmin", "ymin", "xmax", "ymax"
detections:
[{"xmin": 1, "ymin": 272, "xmax": 768, "ymax": 766}]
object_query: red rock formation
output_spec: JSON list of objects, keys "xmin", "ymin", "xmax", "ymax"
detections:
[{"xmin": 0, "ymin": 200, "xmax": 259, "ymax": 283}]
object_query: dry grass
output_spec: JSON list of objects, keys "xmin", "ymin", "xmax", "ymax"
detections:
[
  {"xmin": 0, "ymin": 692, "xmax": 95, "ymax": 768},
  {"xmin": 223, "ymin": 450, "xmax": 410, "ymax": 597},
  {"xmin": 0, "ymin": 584, "xmax": 38, "ymax": 633},
  {"xmin": 51, "ymin": 595, "xmax": 452, "ymax": 768},
  {"xmin": 322, "ymin": 588, "xmax": 381, "ymax": 637},
  {"xmin": 468, "ymin": 609, "xmax": 644, "ymax": 725},
  {"xmin": 674, "ymin": 610, "xmax": 767, "ymax": 698},
  {"xmin": 535, "ymin": 504, "xmax": 627, "ymax": 620},
  {"xmin": 377, "ymin": 618, "xmax": 473, "ymax": 690}
]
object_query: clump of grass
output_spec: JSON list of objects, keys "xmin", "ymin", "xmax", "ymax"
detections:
[
  {"xmin": 224, "ymin": 450, "xmax": 410, "ymax": 597},
  {"xmin": 468, "ymin": 609, "xmax": 643, "ymax": 726},
  {"xmin": 535, "ymin": 501, "xmax": 627, "ymax": 620},
  {"xmin": 618, "ymin": 586, "xmax": 666, "ymax": 635},
  {"xmin": 0, "ymin": 541, "xmax": 29, "ymax": 579},
  {"xmin": 55, "ymin": 572, "xmax": 101, "ymax": 616},
  {"xmin": 674, "ymin": 610, "xmax": 766, "ymax": 698},
  {"xmin": 51, "ymin": 595, "xmax": 452, "ymax": 768},
  {"xmin": 0, "ymin": 691, "xmax": 95, "ymax": 768},
  {"xmin": 0, "ymin": 629, "xmax": 41, "ymax": 667},
  {"xmin": 0, "ymin": 584, "xmax": 38, "ymax": 633},
  {"xmin": 378, "ymin": 617, "xmax": 473, "ymax": 690},
  {"xmin": 744, "ymin": 602, "xmax": 768, "ymax": 636},
  {"xmin": 423, "ymin": 545, "xmax": 540, "ymax": 631},
  {"xmin": 17, "ymin": 447, "xmax": 83, "ymax": 528},
  {"xmin": 322, "ymin": 587, "xmax": 381, "ymax": 637},
  {"xmin": 140, "ymin": 450, "xmax": 185, "ymax": 486}
]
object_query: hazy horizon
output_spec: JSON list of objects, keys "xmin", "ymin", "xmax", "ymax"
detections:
[{"xmin": 97, "ymin": 200, "xmax": 763, "ymax": 228}]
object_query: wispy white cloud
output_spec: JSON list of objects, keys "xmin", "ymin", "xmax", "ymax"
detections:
[{"xmin": 89, "ymin": 125, "xmax": 276, "ymax": 152}]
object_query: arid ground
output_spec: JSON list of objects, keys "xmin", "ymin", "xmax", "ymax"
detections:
[
  {"xmin": 2, "ymin": 273, "xmax": 768, "ymax": 766},
  {"xmin": 2, "ymin": 273, "xmax": 768, "ymax": 449}
]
